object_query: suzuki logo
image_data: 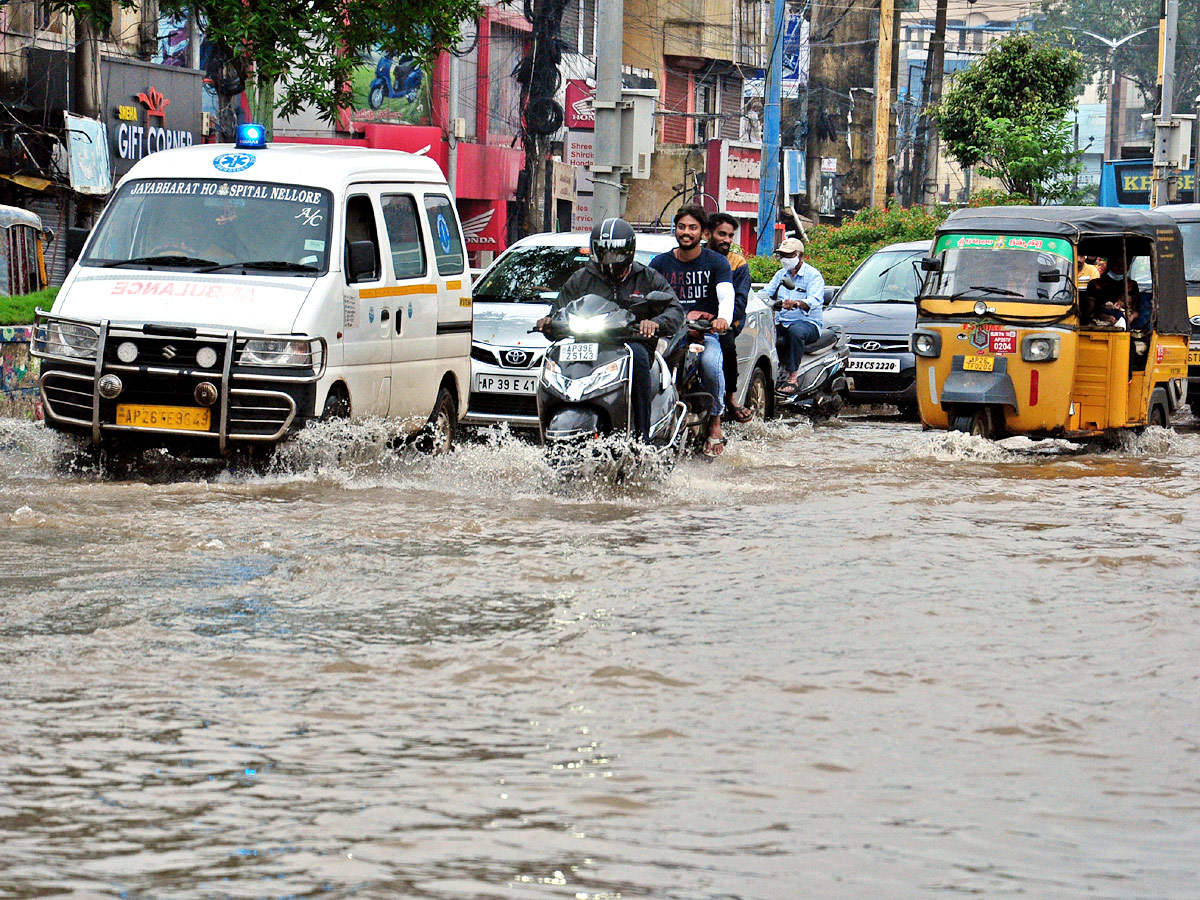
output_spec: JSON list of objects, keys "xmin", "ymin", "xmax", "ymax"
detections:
[
  {"xmin": 162, "ymin": 344, "xmax": 177, "ymax": 359},
  {"xmin": 861, "ymin": 340, "xmax": 882, "ymax": 352},
  {"xmin": 504, "ymin": 349, "xmax": 530, "ymax": 366}
]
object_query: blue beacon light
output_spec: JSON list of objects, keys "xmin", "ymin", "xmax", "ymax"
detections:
[{"xmin": 235, "ymin": 123, "xmax": 267, "ymax": 149}]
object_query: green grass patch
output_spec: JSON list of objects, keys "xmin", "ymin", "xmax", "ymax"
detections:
[{"xmin": 0, "ymin": 287, "xmax": 57, "ymax": 326}]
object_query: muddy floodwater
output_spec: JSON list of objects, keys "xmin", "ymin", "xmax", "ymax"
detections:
[{"xmin": 1, "ymin": 413, "xmax": 1199, "ymax": 900}]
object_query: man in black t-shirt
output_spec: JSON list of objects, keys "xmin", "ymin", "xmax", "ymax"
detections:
[{"xmin": 649, "ymin": 205, "xmax": 735, "ymax": 457}]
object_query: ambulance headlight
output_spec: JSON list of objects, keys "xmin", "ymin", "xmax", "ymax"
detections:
[
  {"xmin": 238, "ymin": 338, "xmax": 320, "ymax": 368},
  {"xmin": 35, "ymin": 320, "xmax": 99, "ymax": 360}
]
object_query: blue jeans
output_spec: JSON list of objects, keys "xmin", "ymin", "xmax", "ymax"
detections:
[
  {"xmin": 698, "ymin": 333, "xmax": 726, "ymax": 417},
  {"xmin": 781, "ymin": 319, "xmax": 821, "ymax": 375}
]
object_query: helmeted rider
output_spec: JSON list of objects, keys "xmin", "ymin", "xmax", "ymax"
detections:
[{"xmin": 536, "ymin": 218, "xmax": 683, "ymax": 442}]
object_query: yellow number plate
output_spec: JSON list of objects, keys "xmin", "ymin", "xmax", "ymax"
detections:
[
  {"xmin": 1188, "ymin": 350, "xmax": 1200, "ymax": 366},
  {"xmin": 115, "ymin": 404, "xmax": 212, "ymax": 431},
  {"xmin": 963, "ymin": 356, "xmax": 995, "ymax": 372}
]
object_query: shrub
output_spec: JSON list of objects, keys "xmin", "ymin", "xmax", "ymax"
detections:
[{"xmin": 0, "ymin": 287, "xmax": 57, "ymax": 325}]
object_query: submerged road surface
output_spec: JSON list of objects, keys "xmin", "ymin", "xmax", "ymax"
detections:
[{"xmin": 1, "ymin": 414, "xmax": 1198, "ymax": 900}]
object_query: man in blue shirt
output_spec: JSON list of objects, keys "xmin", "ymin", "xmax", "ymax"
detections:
[
  {"xmin": 762, "ymin": 237, "xmax": 825, "ymax": 395},
  {"xmin": 650, "ymin": 204, "xmax": 735, "ymax": 456}
]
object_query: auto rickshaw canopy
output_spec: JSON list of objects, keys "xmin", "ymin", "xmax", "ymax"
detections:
[{"xmin": 935, "ymin": 206, "xmax": 1190, "ymax": 336}]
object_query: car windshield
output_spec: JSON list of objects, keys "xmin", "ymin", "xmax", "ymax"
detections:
[
  {"xmin": 836, "ymin": 249, "xmax": 924, "ymax": 304},
  {"xmin": 1179, "ymin": 222, "xmax": 1200, "ymax": 283},
  {"xmin": 82, "ymin": 178, "xmax": 333, "ymax": 273},
  {"xmin": 922, "ymin": 233, "xmax": 1074, "ymax": 304},
  {"xmin": 473, "ymin": 243, "xmax": 662, "ymax": 302}
]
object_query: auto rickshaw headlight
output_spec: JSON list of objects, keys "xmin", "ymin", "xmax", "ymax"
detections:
[
  {"xmin": 912, "ymin": 330, "xmax": 941, "ymax": 357},
  {"xmin": 1021, "ymin": 334, "xmax": 1060, "ymax": 363}
]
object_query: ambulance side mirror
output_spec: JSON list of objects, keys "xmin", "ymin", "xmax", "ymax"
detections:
[{"xmin": 347, "ymin": 240, "xmax": 377, "ymax": 283}]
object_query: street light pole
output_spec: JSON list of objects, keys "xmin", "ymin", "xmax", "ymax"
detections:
[{"xmin": 1069, "ymin": 28, "xmax": 1151, "ymax": 161}]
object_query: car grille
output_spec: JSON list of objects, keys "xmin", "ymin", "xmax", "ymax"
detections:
[
  {"xmin": 849, "ymin": 371, "xmax": 915, "ymax": 392},
  {"xmin": 848, "ymin": 338, "xmax": 910, "ymax": 353},
  {"xmin": 471, "ymin": 343, "xmax": 542, "ymax": 368},
  {"xmin": 469, "ymin": 392, "xmax": 538, "ymax": 417},
  {"xmin": 104, "ymin": 335, "xmax": 227, "ymax": 370}
]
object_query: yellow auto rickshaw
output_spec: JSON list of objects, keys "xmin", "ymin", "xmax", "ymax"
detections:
[
  {"xmin": 0, "ymin": 204, "xmax": 52, "ymax": 296},
  {"xmin": 1155, "ymin": 204, "xmax": 1200, "ymax": 418},
  {"xmin": 911, "ymin": 206, "xmax": 1189, "ymax": 438}
]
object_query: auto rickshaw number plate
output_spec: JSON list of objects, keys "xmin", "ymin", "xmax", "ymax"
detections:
[
  {"xmin": 963, "ymin": 356, "xmax": 995, "ymax": 372},
  {"xmin": 562, "ymin": 343, "xmax": 598, "ymax": 362},
  {"xmin": 116, "ymin": 404, "xmax": 212, "ymax": 431}
]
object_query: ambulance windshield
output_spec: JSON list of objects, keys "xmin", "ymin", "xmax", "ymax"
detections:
[{"xmin": 83, "ymin": 178, "xmax": 333, "ymax": 274}]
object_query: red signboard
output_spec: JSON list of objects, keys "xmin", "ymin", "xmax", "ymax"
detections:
[
  {"xmin": 565, "ymin": 80, "xmax": 595, "ymax": 130},
  {"xmin": 707, "ymin": 140, "xmax": 762, "ymax": 218},
  {"xmin": 458, "ymin": 198, "xmax": 506, "ymax": 253}
]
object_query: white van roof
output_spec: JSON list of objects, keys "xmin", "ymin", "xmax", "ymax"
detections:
[{"xmin": 118, "ymin": 142, "xmax": 448, "ymax": 192}]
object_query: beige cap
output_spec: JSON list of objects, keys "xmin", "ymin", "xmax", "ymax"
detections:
[{"xmin": 776, "ymin": 237, "xmax": 805, "ymax": 255}]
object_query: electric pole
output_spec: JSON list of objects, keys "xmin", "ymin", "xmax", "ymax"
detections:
[
  {"xmin": 757, "ymin": 0, "xmax": 786, "ymax": 255},
  {"xmin": 1151, "ymin": 0, "xmax": 1179, "ymax": 207},
  {"xmin": 872, "ymin": 0, "xmax": 895, "ymax": 207},
  {"xmin": 592, "ymin": 0, "xmax": 624, "ymax": 221},
  {"xmin": 909, "ymin": 0, "xmax": 946, "ymax": 207}
]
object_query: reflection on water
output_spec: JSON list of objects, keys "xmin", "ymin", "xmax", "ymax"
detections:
[{"xmin": 1, "ymin": 415, "xmax": 1199, "ymax": 899}]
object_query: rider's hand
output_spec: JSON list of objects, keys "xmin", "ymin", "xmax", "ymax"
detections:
[
  {"xmin": 535, "ymin": 316, "xmax": 551, "ymax": 332},
  {"xmin": 638, "ymin": 319, "xmax": 659, "ymax": 338},
  {"xmin": 713, "ymin": 318, "xmax": 729, "ymax": 334},
  {"xmin": 782, "ymin": 299, "xmax": 798, "ymax": 310}
]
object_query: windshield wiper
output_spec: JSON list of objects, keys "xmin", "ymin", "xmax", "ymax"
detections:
[
  {"xmin": 198, "ymin": 260, "xmax": 319, "ymax": 274},
  {"xmin": 950, "ymin": 285, "xmax": 1024, "ymax": 299},
  {"xmin": 99, "ymin": 255, "xmax": 218, "ymax": 268}
]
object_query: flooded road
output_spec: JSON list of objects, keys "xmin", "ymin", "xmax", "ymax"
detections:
[{"xmin": 1, "ymin": 414, "xmax": 1199, "ymax": 899}]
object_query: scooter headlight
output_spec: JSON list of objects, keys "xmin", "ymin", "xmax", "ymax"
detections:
[
  {"xmin": 568, "ymin": 314, "xmax": 607, "ymax": 334},
  {"xmin": 575, "ymin": 357, "xmax": 627, "ymax": 398}
]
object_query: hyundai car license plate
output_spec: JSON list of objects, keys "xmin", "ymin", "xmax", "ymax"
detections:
[
  {"xmin": 1188, "ymin": 350, "xmax": 1200, "ymax": 367},
  {"xmin": 115, "ymin": 404, "xmax": 211, "ymax": 431},
  {"xmin": 473, "ymin": 374, "xmax": 537, "ymax": 394},
  {"xmin": 847, "ymin": 357, "xmax": 900, "ymax": 373},
  {"xmin": 962, "ymin": 356, "xmax": 994, "ymax": 372},
  {"xmin": 561, "ymin": 342, "xmax": 598, "ymax": 362}
]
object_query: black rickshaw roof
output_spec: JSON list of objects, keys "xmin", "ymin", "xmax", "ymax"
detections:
[
  {"xmin": 935, "ymin": 205, "xmax": 1190, "ymax": 336},
  {"xmin": 937, "ymin": 205, "xmax": 1181, "ymax": 240}
]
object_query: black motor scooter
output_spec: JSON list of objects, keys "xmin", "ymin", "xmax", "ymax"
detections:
[
  {"xmin": 768, "ymin": 276, "xmax": 850, "ymax": 419},
  {"xmin": 535, "ymin": 293, "xmax": 691, "ymax": 469}
]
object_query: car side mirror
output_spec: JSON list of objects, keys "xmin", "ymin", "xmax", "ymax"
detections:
[
  {"xmin": 347, "ymin": 240, "xmax": 377, "ymax": 282},
  {"xmin": 919, "ymin": 256, "xmax": 942, "ymax": 272},
  {"xmin": 1038, "ymin": 267, "xmax": 1062, "ymax": 282},
  {"xmin": 66, "ymin": 226, "xmax": 89, "ymax": 259}
]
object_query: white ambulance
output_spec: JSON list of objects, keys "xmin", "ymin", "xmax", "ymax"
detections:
[{"xmin": 33, "ymin": 125, "xmax": 472, "ymax": 459}]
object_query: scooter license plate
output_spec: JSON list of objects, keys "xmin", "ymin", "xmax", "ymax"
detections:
[
  {"xmin": 561, "ymin": 342, "xmax": 598, "ymax": 362},
  {"xmin": 963, "ymin": 356, "xmax": 994, "ymax": 372}
]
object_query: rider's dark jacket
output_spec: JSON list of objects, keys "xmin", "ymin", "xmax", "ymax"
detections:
[{"xmin": 551, "ymin": 261, "xmax": 685, "ymax": 341}]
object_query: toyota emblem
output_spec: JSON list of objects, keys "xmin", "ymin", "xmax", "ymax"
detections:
[
  {"xmin": 861, "ymin": 340, "xmax": 882, "ymax": 352},
  {"xmin": 504, "ymin": 349, "xmax": 530, "ymax": 366}
]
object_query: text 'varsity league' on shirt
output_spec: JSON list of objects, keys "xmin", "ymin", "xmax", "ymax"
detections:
[{"xmin": 649, "ymin": 247, "xmax": 734, "ymax": 321}]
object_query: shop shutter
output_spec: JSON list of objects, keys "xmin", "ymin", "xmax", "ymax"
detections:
[
  {"xmin": 663, "ymin": 67, "xmax": 689, "ymax": 145},
  {"xmin": 720, "ymin": 75, "xmax": 743, "ymax": 141},
  {"xmin": 28, "ymin": 195, "xmax": 72, "ymax": 287}
]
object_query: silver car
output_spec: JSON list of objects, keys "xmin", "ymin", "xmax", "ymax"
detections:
[{"xmin": 464, "ymin": 231, "xmax": 779, "ymax": 429}]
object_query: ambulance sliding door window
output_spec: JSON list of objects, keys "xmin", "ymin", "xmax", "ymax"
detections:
[
  {"xmin": 344, "ymin": 195, "xmax": 380, "ymax": 283},
  {"xmin": 422, "ymin": 195, "xmax": 465, "ymax": 276},
  {"xmin": 381, "ymin": 194, "xmax": 427, "ymax": 279}
]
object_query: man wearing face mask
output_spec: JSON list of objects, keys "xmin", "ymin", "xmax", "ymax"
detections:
[
  {"xmin": 1080, "ymin": 252, "xmax": 1137, "ymax": 329},
  {"xmin": 762, "ymin": 237, "xmax": 825, "ymax": 395}
]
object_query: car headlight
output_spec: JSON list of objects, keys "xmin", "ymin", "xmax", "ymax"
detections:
[
  {"xmin": 568, "ymin": 314, "xmax": 606, "ymax": 334},
  {"xmin": 1021, "ymin": 333, "xmax": 1060, "ymax": 362},
  {"xmin": 238, "ymin": 338, "xmax": 321, "ymax": 368},
  {"xmin": 35, "ymin": 320, "xmax": 99, "ymax": 359},
  {"xmin": 911, "ymin": 330, "xmax": 940, "ymax": 358}
]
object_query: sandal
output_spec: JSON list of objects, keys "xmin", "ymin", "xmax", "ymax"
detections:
[
  {"xmin": 702, "ymin": 435, "xmax": 726, "ymax": 458},
  {"xmin": 777, "ymin": 382, "xmax": 799, "ymax": 396},
  {"xmin": 727, "ymin": 404, "xmax": 754, "ymax": 423}
]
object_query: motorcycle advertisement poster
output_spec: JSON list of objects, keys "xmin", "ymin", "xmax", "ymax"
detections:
[{"xmin": 349, "ymin": 49, "xmax": 431, "ymax": 126}]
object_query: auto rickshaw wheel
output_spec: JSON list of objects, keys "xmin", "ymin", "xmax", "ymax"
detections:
[
  {"xmin": 951, "ymin": 407, "xmax": 997, "ymax": 439},
  {"xmin": 1149, "ymin": 388, "xmax": 1170, "ymax": 428}
]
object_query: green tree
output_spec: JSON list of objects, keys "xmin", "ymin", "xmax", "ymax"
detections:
[
  {"xmin": 934, "ymin": 33, "xmax": 1086, "ymax": 203},
  {"xmin": 1041, "ymin": 0, "xmax": 1200, "ymax": 111},
  {"xmin": 51, "ymin": 0, "xmax": 481, "ymax": 135}
]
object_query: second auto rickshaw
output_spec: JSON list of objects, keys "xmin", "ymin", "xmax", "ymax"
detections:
[{"xmin": 911, "ymin": 206, "xmax": 1189, "ymax": 438}]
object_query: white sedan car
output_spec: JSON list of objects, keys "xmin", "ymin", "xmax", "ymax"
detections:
[{"xmin": 463, "ymin": 231, "xmax": 779, "ymax": 430}]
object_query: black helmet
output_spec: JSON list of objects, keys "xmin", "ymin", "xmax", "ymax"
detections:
[{"xmin": 590, "ymin": 218, "xmax": 637, "ymax": 281}]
